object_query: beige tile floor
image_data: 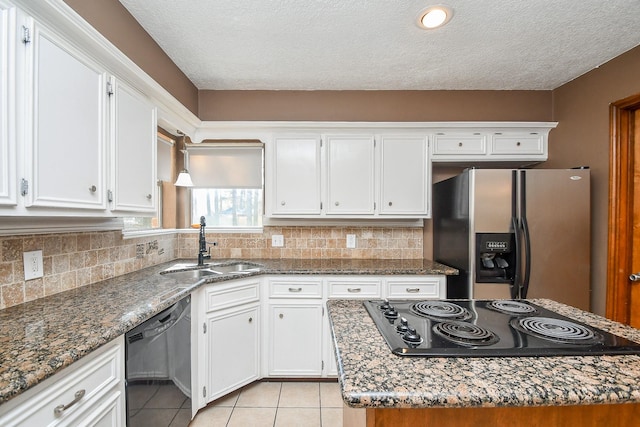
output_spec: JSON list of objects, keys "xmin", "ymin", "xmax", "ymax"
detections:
[{"xmin": 190, "ymin": 381, "xmax": 344, "ymax": 427}]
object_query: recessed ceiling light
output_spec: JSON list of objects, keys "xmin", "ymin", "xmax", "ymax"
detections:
[{"xmin": 417, "ymin": 5, "xmax": 453, "ymax": 30}]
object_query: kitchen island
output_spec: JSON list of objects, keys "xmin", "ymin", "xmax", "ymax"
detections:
[{"xmin": 327, "ymin": 299, "xmax": 640, "ymax": 427}]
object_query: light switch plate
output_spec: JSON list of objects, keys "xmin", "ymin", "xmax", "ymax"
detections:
[
  {"xmin": 272, "ymin": 235, "xmax": 284, "ymax": 247},
  {"xmin": 23, "ymin": 250, "xmax": 44, "ymax": 280},
  {"xmin": 346, "ymin": 234, "xmax": 357, "ymax": 248}
]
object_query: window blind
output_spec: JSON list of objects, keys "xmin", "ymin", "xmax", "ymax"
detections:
[{"xmin": 187, "ymin": 142, "xmax": 263, "ymax": 189}]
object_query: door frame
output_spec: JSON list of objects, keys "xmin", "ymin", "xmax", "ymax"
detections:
[{"xmin": 606, "ymin": 93, "xmax": 640, "ymax": 323}]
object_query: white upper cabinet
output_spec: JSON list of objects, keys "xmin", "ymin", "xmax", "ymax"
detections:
[
  {"xmin": 379, "ymin": 135, "xmax": 430, "ymax": 216},
  {"xmin": 23, "ymin": 16, "xmax": 108, "ymax": 210},
  {"xmin": 0, "ymin": 7, "xmax": 160, "ymax": 218},
  {"xmin": 0, "ymin": 2, "xmax": 16, "ymax": 207},
  {"xmin": 267, "ymin": 135, "xmax": 321, "ymax": 215},
  {"xmin": 109, "ymin": 77, "xmax": 157, "ymax": 213},
  {"xmin": 325, "ymin": 135, "xmax": 375, "ymax": 215},
  {"xmin": 266, "ymin": 131, "xmax": 432, "ymax": 219},
  {"xmin": 431, "ymin": 126, "xmax": 551, "ymax": 163}
]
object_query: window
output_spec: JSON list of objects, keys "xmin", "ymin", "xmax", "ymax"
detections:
[{"xmin": 187, "ymin": 142, "xmax": 264, "ymax": 229}]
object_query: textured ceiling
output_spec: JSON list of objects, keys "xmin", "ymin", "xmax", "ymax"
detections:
[{"xmin": 118, "ymin": 0, "xmax": 640, "ymax": 91}]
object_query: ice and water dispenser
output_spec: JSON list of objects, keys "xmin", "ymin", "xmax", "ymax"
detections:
[{"xmin": 475, "ymin": 233, "xmax": 515, "ymax": 283}]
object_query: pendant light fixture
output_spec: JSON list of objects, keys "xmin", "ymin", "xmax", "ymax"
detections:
[{"xmin": 174, "ymin": 131, "xmax": 194, "ymax": 187}]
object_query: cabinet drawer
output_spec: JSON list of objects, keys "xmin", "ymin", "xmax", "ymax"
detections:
[
  {"xmin": 491, "ymin": 134, "xmax": 543, "ymax": 155},
  {"xmin": 432, "ymin": 134, "xmax": 487, "ymax": 155},
  {"xmin": 386, "ymin": 276, "xmax": 445, "ymax": 299},
  {"xmin": 0, "ymin": 337, "xmax": 123, "ymax": 427},
  {"xmin": 327, "ymin": 278, "xmax": 382, "ymax": 298},
  {"xmin": 206, "ymin": 279, "xmax": 260, "ymax": 312},
  {"xmin": 268, "ymin": 278, "xmax": 322, "ymax": 299}
]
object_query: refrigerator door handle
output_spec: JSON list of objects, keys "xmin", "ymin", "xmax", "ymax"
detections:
[
  {"xmin": 521, "ymin": 216, "xmax": 532, "ymax": 298},
  {"xmin": 511, "ymin": 216, "xmax": 521, "ymax": 299}
]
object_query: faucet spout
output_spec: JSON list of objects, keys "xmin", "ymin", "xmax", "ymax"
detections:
[{"xmin": 198, "ymin": 216, "xmax": 211, "ymax": 266}]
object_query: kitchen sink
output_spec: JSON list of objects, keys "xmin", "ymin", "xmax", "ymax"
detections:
[
  {"xmin": 209, "ymin": 262, "xmax": 262, "ymax": 274},
  {"xmin": 162, "ymin": 261, "xmax": 263, "ymax": 278}
]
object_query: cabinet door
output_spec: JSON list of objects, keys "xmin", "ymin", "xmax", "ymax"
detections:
[
  {"xmin": 0, "ymin": 4, "xmax": 15, "ymax": 207},
  {"xmin": 268, "ymin": 303, "xmax": 323, "ymax": 376},
  {"xmin": 379, "ymin": 136, "xmax": 430, "ymax": 216},
  {"xmin": 23, "ymin": 19, "xmax": 108, "ymax": 210},
  {"xmin": 325, "ymin": 135, "xmax": 375, "ymax": 215},
  {"xmin": 110, "ymin": 78, "xmax": 157, "ymax": 213},
  {"xmin": 206, "ymin": 305, "xmax": 259, "ymax": 402},
  {"xmin": 270, "ymin": 136, "xmax": 321, "ymax": 215}
]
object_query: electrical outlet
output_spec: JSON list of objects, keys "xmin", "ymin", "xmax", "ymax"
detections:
[
  {"xmin": 272, "ymin": 235, "xmax": 284, "ymax": 247},
  {"xmin": 346, "ymin": 234, "xmax": 357, "ymax": 248},
  {"xmin": 23, "ymin": 250, "xmax": 44, "ymax": 281}
]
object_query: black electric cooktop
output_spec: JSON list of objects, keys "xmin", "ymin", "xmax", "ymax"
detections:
[{"xmin": 363, "ymin": 299, "xmax": 640, "ymax": 357}]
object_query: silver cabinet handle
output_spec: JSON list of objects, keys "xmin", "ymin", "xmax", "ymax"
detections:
[
  {"xmin": 388, "ymin": 201, "xmax": 393, "ymax": 206},
  {"xmin": 249, "ymin": 317, "xmax": 253, "ymax": 323},
  {"xmin": 146, "ymin": 194, "xmax": 152, "ymax": 200},
  {"xmin": 279, "ymin": 313, "xmax": 284, "ymax": 319},
  {"xmin": 406, "ymin": 287, "xmax": 420, "ymax": 293},
  {"xmin": 458, "ymin": 142, "xmax": 463, "ymax": 147},
  {"xmin": 347, "ymin": 287, "xmax": 361, "ymax": 293},
  {"xmin": 288, "ymin": 287, "xmax": 302, "ymax": 292},
  {"xmin": 88, "ymin": 185, "xmax": 97, "ymax": 193},
  {"xmin": 54, "ymin": 389, "xmax": 85, "ymax": 416},
  {"xmin": 281, "ymin": 201, "xmax": 286, "ymax": 206},
  {"xmin": 630, "ymin": 273, "xmax": 640, "ymax": 282},
  {"xmin": 335, "ymin": 201, "xmax": 340, "ymax": 206}
]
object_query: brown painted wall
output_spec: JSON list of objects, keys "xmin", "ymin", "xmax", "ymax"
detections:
[
  {"xmin": 199, "ymin": 90, "xmax": 552, "ymax": 122},
  {"xmin": 550, "ymin": 44, "xmax": 640, "ymax": 315},
  {"xmin": 63, "ymin": 0, "xmax": 199, "ymax": 115}
]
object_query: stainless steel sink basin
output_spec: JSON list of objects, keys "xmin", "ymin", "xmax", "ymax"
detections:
[
  {"xmin": 162, "ymin": 261, "xmax": 263, "ymax": 278},
  {"xmin": 165, "ymin": 269, "xmax": 221, "ymax": 279},
  {"xmin": 209, "ymin": 262, "xmax": 263, "ymax": 274}
]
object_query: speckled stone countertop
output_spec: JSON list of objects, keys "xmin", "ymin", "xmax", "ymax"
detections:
[
  {"xmin": 327, "ymin": 299, "xmax": 640, "ymax": 409},
  {"xmin": 0, "ymin": 258, "xmax": 455, "ymax": 404}
]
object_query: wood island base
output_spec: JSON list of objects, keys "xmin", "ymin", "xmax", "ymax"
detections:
[{"xmin": 344, "ymin": 402, "xmax": 640, "ymax": 427}]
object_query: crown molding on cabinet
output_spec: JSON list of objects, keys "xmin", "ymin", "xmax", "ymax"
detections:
[{"xmin": 194, "ymin": 121, "xmax": 558, "ymax": 143}]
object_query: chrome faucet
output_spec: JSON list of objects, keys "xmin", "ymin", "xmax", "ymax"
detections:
[{"xmin": 197, "ymin": 216, "xmax": 211, "ymax": 266}]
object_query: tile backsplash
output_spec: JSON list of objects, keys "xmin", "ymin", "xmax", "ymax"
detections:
[
  {"xmin": 0, "ymin": 231, "xmax": 177, "ymax": 310},
  {"xmin": 1, "ymin": 226, "xmax": 423, "ymax": 310},
  {"xmin": 178, "ymin": 226, "xmax": 423, "ymax": 261}
]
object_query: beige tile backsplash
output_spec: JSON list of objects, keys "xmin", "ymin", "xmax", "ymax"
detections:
[
  {"xmin": 1, "ymin": 226, "xmax": 423, "ymax": 310},
  {"xmin": 177, "ymin": 226, "xmax": 423, "ymax": 261}
]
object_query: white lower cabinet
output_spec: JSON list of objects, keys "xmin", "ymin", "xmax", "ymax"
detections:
[
  {"xmin": 196, "ymin": 278, "xmax": 261, "ymax": 407},
  {"xmin": 385, "ymin": 276, "xmax": 446, "ymax": 299},
  {"xmin": 205, "ymin": 304, "xmax": 260, "ymax": 401},
  {"xmin": 0, "ymin": 336, "xmax": 125, "ymax": 427},
  {"xmin": 265, "ymin": 276, "xmax": 324, "ymax": 377},
  {"xmin": 268, "ymin": 303, "xmax": 323, "ymax": 376}
]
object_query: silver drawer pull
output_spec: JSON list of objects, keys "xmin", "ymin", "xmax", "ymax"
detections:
[
  {"xmin": 54, "ymin": 389, "xmax": 86, "ymax": 416},
  {"xmin": 146, "ymin": 194, "xmax": 152, "ymax": 200},
  {"xmin": 347, "ymin": 287, "xmax": 362, "ymax": 293},
  {"xmin": 288, "ymin": 287, "xmax": 302, "ymax": 292},
  {"xmin": 88, "ymin": 185, "xmax": 97, "ymax": 193},
  {"xmin": 406, "ymin": 287, "xmax": 420, "ymax": 293}
]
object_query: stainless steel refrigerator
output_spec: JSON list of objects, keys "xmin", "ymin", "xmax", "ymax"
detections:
[{"xmin": 433, "ymin": 168, "xmax": 591, "ymax": 311}]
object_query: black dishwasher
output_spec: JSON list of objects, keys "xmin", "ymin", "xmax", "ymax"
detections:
[{"xmin": 125, "ymin": 295, "xmax": 191, "ymax": 427}]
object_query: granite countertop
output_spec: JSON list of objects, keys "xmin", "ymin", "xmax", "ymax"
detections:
[
  {"xmin": 327, "ymin": 299, "xmax": 640, "ymax": 409},
  {"xmin": 0, "ymin": 258, "xmax": 455, "ymax": 404}
]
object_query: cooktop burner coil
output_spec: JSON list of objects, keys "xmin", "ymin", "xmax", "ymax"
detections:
[
  {"xmin": 511, "ymin": 316, "xmax": 603, "ymax": 345},
  {"xmin": 433, "ymin": 321, "xmax": 499, "ymax": 346},
  {"xmin": 488, "ymin": 300, "xmax": 538, "ymax": 315},
  {"xmin": 410, "ymin": 301, "xmax": 472, "ymax": 321}
]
